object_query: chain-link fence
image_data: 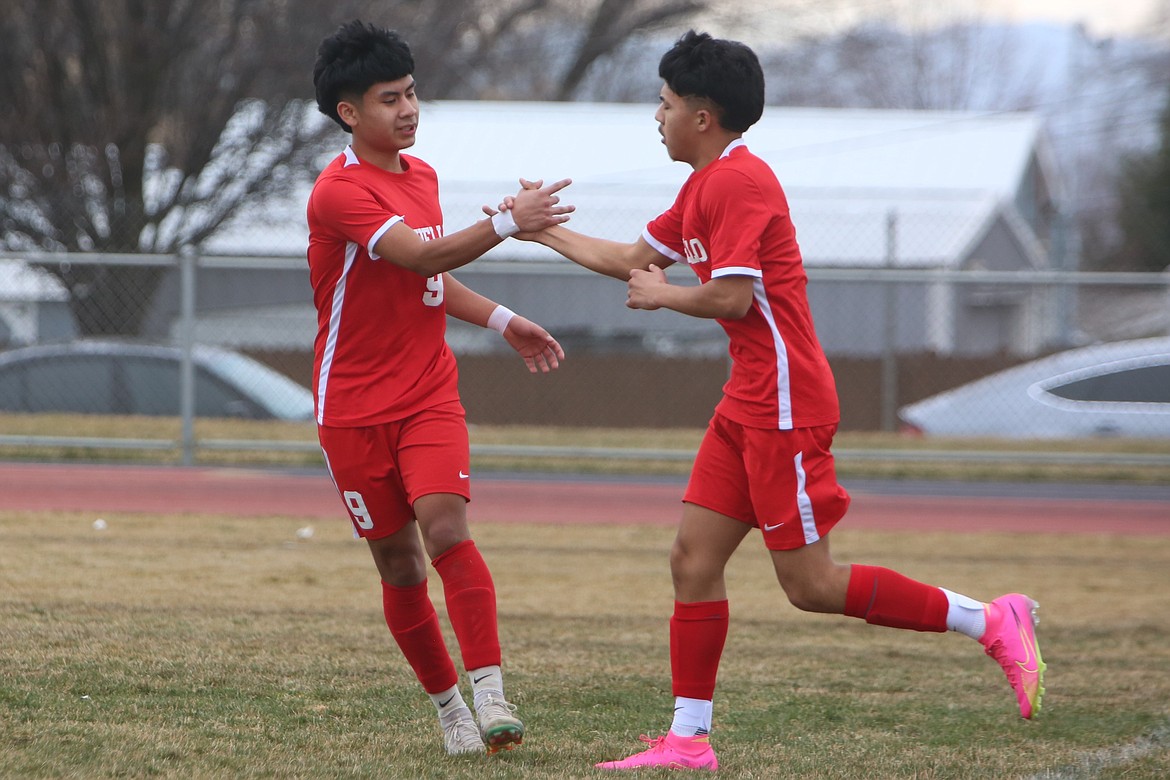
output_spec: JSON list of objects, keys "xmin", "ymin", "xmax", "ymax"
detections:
[{"xmin": 1, "ymin": 249, "xmax": 1168, "ymax": 467}]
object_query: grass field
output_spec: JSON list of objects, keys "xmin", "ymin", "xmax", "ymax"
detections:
[{"xmin": 2, "ymin": 509, "xmax": 1169, "ymax": 778}]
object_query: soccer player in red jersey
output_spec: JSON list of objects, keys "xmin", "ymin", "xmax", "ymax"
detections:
[
  {"xmin": 508, "ymin": 30, "xmax": 1045, "ymax": 771},
  {"xmin": 308, "ymin": 20, "xmax": 572, "ymax": 757}
]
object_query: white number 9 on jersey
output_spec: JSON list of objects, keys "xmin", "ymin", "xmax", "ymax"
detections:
[{"xmin": 423, "ymin": 274, "xmax": 444, "ymax": 306}]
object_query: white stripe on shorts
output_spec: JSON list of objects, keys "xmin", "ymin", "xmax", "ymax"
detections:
[{"xmin": 794, "ymin": 450, "xmax": 820, "ymax": 545}]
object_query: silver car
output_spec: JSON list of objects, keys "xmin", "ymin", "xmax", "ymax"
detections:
[
  {"xmin": 898, "ymin": 336, "xmax": 1170, "ymax": 438},
  {"xmin": 0, "ymin": 340, "xmax": 314, "ymax": 420}
]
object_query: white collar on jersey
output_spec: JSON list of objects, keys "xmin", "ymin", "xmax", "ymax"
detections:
[{"xmin": 719, "ymin": 137, "xmax": 747, "ymax": 159}]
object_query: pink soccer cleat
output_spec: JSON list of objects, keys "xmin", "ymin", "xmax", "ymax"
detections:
[
  {"xmin": 980, "ymin": 593, "xmax": 1046, "ymax": 719},
  {"xmin": 596, "ymin": 732, "xmax": 718, "ymax": 771}
]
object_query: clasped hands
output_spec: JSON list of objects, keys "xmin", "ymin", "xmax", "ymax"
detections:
[
  {"xmin": 487, "ymin": 177, "xmax": 573, "ymax": 234},
  {"xmin": 485, "ymin": 178, "xmax": 668, "ymax": 311}
]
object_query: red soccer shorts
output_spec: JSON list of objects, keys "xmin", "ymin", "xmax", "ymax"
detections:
[
  {"xmin": 317, "ymin": 400, "xmax": 471, "ymax": 540},
  {"xmin": 683, "ymin": 413, "xmax": 851, "ymax": 550}
]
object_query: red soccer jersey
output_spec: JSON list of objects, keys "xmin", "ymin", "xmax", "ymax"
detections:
[
  {"xmin": 643, "ymin": 140, "xmax": 839, "ymax": 430},
  {"xmin": 306, "ymin": 146, "xmax": 460, "ymax": 426}
]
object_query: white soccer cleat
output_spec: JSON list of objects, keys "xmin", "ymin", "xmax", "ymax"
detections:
[
  {"xmin": 443, "ymin": 707, "xmax": 486, "ymax": 755},
  {"xmin": 476, "ymin": 695, "xmax": 525, "ymax": 753}
]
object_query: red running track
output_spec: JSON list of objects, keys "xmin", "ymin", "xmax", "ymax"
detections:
[{"xmin": 1, "ymin": 462, "xmax": 1167, "ymax": 535}]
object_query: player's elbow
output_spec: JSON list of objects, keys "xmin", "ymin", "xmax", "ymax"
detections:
[
  {"xmin": 724, "ymin": 298, "xmax": 753, "ymax": 319},
  {"xmin": 709, "ymin": 299, "xmax": 751, "ymax": 320},
  {"xmin": 712, "ymin": 281, "xmax": 754, "ymax": 319},
  {"xmin": 372, "ymin": 227, "xmax": 445, "ymax": 275},
  {"xmin": 394, "ymin": 245, "xmax": 451, "ymax": 276},
  {"xmin": 395, "ymin": 254, "xmax": 433, "ymax": 276}
]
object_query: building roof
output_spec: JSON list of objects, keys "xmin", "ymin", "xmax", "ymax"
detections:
[
  {"xmin": 417, "ymin": 101, "xmax": 1047, "ymax": 194},
  {"xmin": 207, "ymin": 101, "xmax": 1053, "ymax": 268},
  {"xmin": 0, "ymin": 260, "xmax": 70, "ymax": 303}
]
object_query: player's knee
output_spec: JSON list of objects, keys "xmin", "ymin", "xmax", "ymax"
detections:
[
  {"xmin": 669, "ymin": 538, "xmax": 697, "ymax": 578},
  {"xmin": 783, "ymin": 585, "xmax": 820, "ymax": 612},
  {"xmin": 781, "ymin": 574, "xmax": 845, "ymax": 614},
  {"xmin": 774, "ymin": 569, "xmax": 825, "ymax": 612},
  {"xmin": 416, "ymin": 515, "xmax": 470, "ymax": 558},
  {"xmin": 669, "ymin": 539, "xmax": 723, "ymax": 595},
  {"xmin": 370, "ymin": 543, "xmax": 427, "ymax": 586},
  {"xmin": 421, "ymin": 525, "xmax": 468, "ymax": 559}
]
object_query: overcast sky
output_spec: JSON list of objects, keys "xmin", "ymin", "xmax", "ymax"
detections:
[
  {"xmin": 978, "ymin": 0, "xmax": 1163, "ymax": 36},
  {"xmin": 707, "ymin": 0, "xmax": 1165, "ymax": 44}
]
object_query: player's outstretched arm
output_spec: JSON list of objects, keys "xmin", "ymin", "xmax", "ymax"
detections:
[
  {"xmin": 485, "ymin": 180, "xmax": 665, "ymax": 280},
  {"xmin": 373, "ymin": 178, "xmax": 573, "ymax": 276},
  {"xmin": 529, "ymin": 226, "xmax": 668, "ymax": 281},
  {"xmin": 444, "ymin": 273, "xmax": 563, "ymax": 373}
]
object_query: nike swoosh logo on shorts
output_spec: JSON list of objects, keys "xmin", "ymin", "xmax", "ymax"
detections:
[
  {"xmin": 458, "ymin": 471, "xmax": 469, "ymax": 479},
  {"xmin": 763, "ymin": 522, "xmax": 784, "ymax": 531}
]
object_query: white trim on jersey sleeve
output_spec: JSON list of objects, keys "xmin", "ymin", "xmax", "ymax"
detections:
[
  {"xmin": 640, "ymin": 227, "xmax": 686, "ymax": 263},
  {"xmin": 316, "ymin": 241, "xmax": 359, "ymax": 424},
  {"xmin": 711, "ymin": 265, "xmax": 762, "ymax": 279},
  {"xmin": 751, "ymin": 277, "xmax": 794, "ymax": 430},
  {"xmin": 367, "ymin": 215, "xmax": 405, "ymax": 260}
]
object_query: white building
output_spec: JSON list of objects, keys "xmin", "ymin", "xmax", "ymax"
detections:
[
  {"xmin": 195, "ymin": 101, "xmax": 1060, "ymax": 357},
  {"xmin": 0, "ymin": 260, "xmax": 78, "ymax": 347}
]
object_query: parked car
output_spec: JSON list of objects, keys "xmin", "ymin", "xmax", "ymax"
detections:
[
  {"xmin": 0, "ymin": 340, "xmax": 314, "ymax": 420},
  {"xmin": 898, "ymin": 336, "xmax": 1170, "ymax": 438}
]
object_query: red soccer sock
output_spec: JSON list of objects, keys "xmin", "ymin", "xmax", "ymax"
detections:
[
  {"xmin": 382, "ymin": 579, "xmax": 458, "ymax": 694},
  {"xmin": 432, "ymin": 539, "xmax": 501, "ymax": 671},
  {"xmin": 844, "ymin": 564, "xmax": 949, "ymax": 632},
  {"xmin": 671, "ymin": 600, "xmax": 730, "ymax": 700}
]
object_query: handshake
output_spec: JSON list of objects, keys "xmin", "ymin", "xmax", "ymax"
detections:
[{"xmin": 485, "ymin": 178, "xmax": 573, "ymax": 239}]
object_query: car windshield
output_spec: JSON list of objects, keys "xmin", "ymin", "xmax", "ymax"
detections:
[{"xmin": 200, "ymin": 349, "xmax": 314, "ymax": 420}]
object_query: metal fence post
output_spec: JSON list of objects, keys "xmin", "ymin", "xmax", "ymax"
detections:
[
  {"xmin": 880, "ymin": 210, "xmax": 899, "ymax": 432},
  {"xmin": 179, "ymin": 246, "xmax": 197, "ymax": 466},
  {"xmin": 1051, "ymin": 209, "xmax": 1081, "ymax": 348}
]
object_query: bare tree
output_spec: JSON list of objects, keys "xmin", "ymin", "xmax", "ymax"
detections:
[
  {"xmin": 1151, "ymin": 0, "xmax": 1170, "ymax": 39},
  {"xmin": 761, "ymin": 21, "xmax": 1045, "ymax": 111},
  {"xmin": 552, "ymin": 0, "xmax": 706, "ymax": 100},
  {"xmin": 0, "ymin": 0, "xmax": 709, "ymax": 335},
  {"xmin": 0, "ymin": 0, "xmax": 331, "ymax": 333},
  {"xmin": 378, "ymin": 0, "xmax": 710, "ymax": 101},
  {"xmin": 334, "ymin": 0, "xmax": 560, "ymax": 98}
]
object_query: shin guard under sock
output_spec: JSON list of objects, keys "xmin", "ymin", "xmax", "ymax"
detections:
[
  {"xmin": 432, "ymin": 539, "xmax": 501, "ymax": 671},
  {"xmin": 382, "ymin": 579, "xmax": 458, "ymax": 693},
  {"xmin": 671, "ymin": 599, "xmax": 729, "ymax": 700},
  {"xmin": 844, "ymin": 564, "xmax": 949, "ymax": 632}
]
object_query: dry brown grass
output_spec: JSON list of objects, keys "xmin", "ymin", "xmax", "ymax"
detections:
[{"xmin": 2, "ymin": 509, "xmax": 1169, "ymax": 778}]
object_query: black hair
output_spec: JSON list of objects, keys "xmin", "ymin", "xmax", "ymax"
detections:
[
  {"xmin": 658, "ymin": 30, "xmax": 764, "ymax": 133},
  {"xmin": 313, "ymin": 20, "xmax": 415, "ymax": 133}
]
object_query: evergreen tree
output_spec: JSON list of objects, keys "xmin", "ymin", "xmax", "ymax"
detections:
[{"xmin": 1109, "ymin": 87, "xmax": 1170, "ymax": 272}]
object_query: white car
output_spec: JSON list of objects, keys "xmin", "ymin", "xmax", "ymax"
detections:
[
  {"xmin": 898, "ymin": 337, "xmax": 1170, "ymax": 438},
  {"xmin": 0, "ymin": 340, "xmax": 314, "ymax": 420}
]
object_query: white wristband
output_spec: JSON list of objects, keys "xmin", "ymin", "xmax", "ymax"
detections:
[
  {"xmin": 490, "ymin": 210, "xmax": 519, "ymax": 238},
  {"xmin": 487, "ymin": 305, "xmax": 516, "ymax": 334}
]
